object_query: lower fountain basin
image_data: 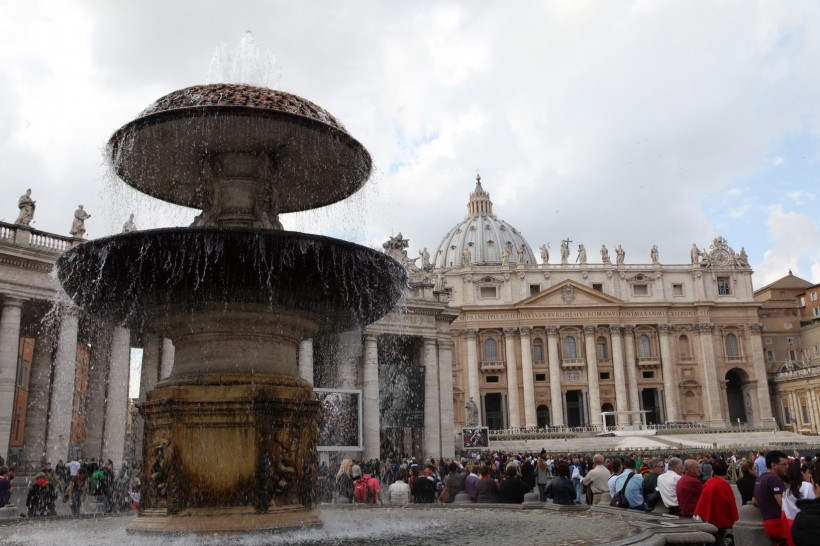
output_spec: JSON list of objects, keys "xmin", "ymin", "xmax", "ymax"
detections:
[{"xmin": 56, "ymin": 227, "xmax": 406, "ymax": 332}]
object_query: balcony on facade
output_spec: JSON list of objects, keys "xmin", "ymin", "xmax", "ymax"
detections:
[
  {"xmin": 480, "ymin": 360, "xmax": 506, "ymax": 372},
  {"xmin": 0, "ymin": 221, "xmax": 76, "ymax": 254},
  {"xmin": 561, "ymin": 358, "xmax": 585, "ymax": 370},
  {"xmin": 637, "ymin": 356, "xmax": 661, "ymax": 368}
]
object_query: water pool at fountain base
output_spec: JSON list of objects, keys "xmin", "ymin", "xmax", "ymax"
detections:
[{"xmin": 0, "ymin": 507, "xmax": 636, "ymax": 546}]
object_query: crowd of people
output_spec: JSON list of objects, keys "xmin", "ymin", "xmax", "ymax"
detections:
[
  {"xmin": 320, "ymin": 449, "xmax": 820, "ymax": 546},
  {"xmin": 0, "ymin": 456, "xmax": 136, "ymax": 518}
]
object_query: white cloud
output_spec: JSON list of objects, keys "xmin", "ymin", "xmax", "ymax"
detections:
[{"xmin": 755, "ymin": 205, "xmax": 820, "ymax": 287}]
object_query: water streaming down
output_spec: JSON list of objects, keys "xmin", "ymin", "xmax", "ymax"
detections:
[{"xmin": 55, "ymin": 83, "xmax": 407, "ymax": 534}]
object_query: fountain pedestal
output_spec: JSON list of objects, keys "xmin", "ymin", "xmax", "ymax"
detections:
[{"xmin": 131, "ymin": 374, "xmax": 321, "ymax": 534}]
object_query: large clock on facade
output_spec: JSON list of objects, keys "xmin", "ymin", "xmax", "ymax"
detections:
[{"xmin": 713, "ymin": 249, "xmax": 731, "ymax": 266}]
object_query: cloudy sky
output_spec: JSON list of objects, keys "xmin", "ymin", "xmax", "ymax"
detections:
[{"xmin": 2, "ymin": 0, "xmax": 819, "ymax": 288}]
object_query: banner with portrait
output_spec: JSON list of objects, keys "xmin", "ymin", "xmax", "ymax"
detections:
[
  {"xmin": 379, "ymin": 363, "xmax": 425, "ymax": 428},
  {"xmin": 315, "ymin": 388, "xmax": 362, "ymax": 451},
  {"xmin": 462, "ymin": 426, "xmax": 490, "ymax": 449}
]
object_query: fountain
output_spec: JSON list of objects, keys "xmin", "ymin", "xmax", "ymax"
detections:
[{"xmin": 55, "ymin": 84, "xmax": 406, "ymax": 534}]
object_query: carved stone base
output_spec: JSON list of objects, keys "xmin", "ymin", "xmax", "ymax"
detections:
[{"xmin": 129, "ymin": 373, "xmax": 321, "ymax": 535}]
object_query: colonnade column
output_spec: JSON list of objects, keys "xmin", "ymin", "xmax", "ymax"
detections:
[
  {"xmin": 83, "ymin": 325, "xmax": 112, "ymax": 460},
  {"xmin": 623, "ymin": 326, "xmax": 640, "ymax": 425},
  {"xmin": 362, "ymin": 333, "xmax": 380, "ymax": 460},
  {"xmin": 610, "ymin": 325, "xmax": 629, "ymax": 425},
  {"xmin": 519, "ymin": 327, "xmax": 536, "ymax": 427},
  {"xmin": 546, "ymin": 326, "xmax": 564, "ymax": 427},
  {"xmin": 0, "ymin": 297, "xmax": 24, "ymax": 461},
  {"xmin": 298, "ymin": 339, "xmax": 314, "ymax": 384},
  {"xmin": 749, "ymin": 323, "xmax": 775, "ymax": 425},
  {"xmin": 422, "ymin": 338, "xmax": 440, "ymax": 458},
  {"xmin": 22, "ymin": 331, "xmax": 55, "ymax": 464},
  {"xmin": 437, "ymin": 339, "xmax": 455, "ymax": 459},
  {"xmin": 695, "ymin": 323, "xmax": 724, "ymax": 426},
  {"xmin": 103, "ymin": 326, "xmax": 131, "ymax": 465},
  {"xmin": 464, "ymin": 329, "xmax": 481, "ymax": 422},
  {"xmin": 583, "ymin": 325, "xmax": 602, "ymax": 428},
  {"xmin": 658, "ymin": 325, "xmax": 679, "ymax": 423},
  {"xmin": 160, "ymin": 338, "xmax": 175, "ymax": 380},
  {"xmin": 503, "ymin": 328, "xmax": 521, "ymax": 428},
  {"xmin": 46, "ymin": 305, "xmax": 80, "ymax": 464}
]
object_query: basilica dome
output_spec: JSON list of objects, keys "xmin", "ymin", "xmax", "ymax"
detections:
[{"xmin": 433, "ymin": 175, "xmax": 537, "ymax": 268}]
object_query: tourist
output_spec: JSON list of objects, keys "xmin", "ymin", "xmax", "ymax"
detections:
[
  {"xmin": 782, "ymin": 460, "xmax": 816, "ymax": 546},
  {"xmin": 752, "ymin": 449, "xmax": 789, "ymax": 544},
  {"xmin": 25, "ymin": 472, "xmax": 57, "ymax": 517},
  {"xmin": 607, "ymin": 458, "xmax": 623, "ymax": 498},
  {"xmin": 547, "ymin": 461, "xmax": 576, "ymax": 506},
  {"xmin": 570, "ymin": 457, "xmax": 584, "ymax": 503},
  {"xmin": 694, "ymin": 459, "xmax": 738, "ymax": 546},
  {"xmin": 581, "ymin": 453, "xmax": 611, "ymax": 505},
  {"xmin": 335, "ymin": 459, "xmax": 354, "ymax": 503},
  {"xmin": 42, "ymin": 462, "xmax": 63, "ymax": 504},
  {"xmin": 55, "ymin": 459, "xmax": 68, "ymax": 490},
  {"xmin": 444, "ymin": 461, "xmax": 467, "ymax": 503},
  {"xmin": 676, "ymin": 459, "xmax": 703, "ymax": 518},
  {"xmin": 499, "ymin": 465, "xmax": 530, "ymax": 504},
  {"xmin": 642, "ymin": 457, "xmax": 664, "ymax": 511},
  {"xmin": 464, "ymin": 462, "xmax": 480, "ymax": 502},
  {"xmin": 754, "ymin": 450, "xmax": 768, "ymax": 476},
  {"xmin": 699, "ymin": 453, "xmax": 714, "ymax": 482},
  {"xmin": 67, "ymin": 467, "xmax": 87, "ymax": 516},
  {"xmin": 536, "ymin": 455, "xmax": 551, "ymax": 502},
  {"xmin": 735, "ymin": 458, "xmax": 757, "ymax": 505},
  {"xmin": 611, "ymin": 458, "xmax": 644, "ymax": 510},
  {"xmin": 475, "ymin": 465, "xmax": 501, "ymax": 503},
  {"xmin": 411, "ymin": 467, "xmax": 437, "ymax": 503},
  {"xmin": 354, "ymin": 464, "xmax": 381, "ymax": 504},
  {"xmin": 0, "ymin": 466, "xmax": 11, "ymax": 507},
  {"xmin": 792, "ymin": 460, "xmax": 820, "ymax": 546},
  {"xmin": 387, "ymin": 468, "xmax": 411, "ymax": 505},
  {"xmin": 658, "ymin": 459, "xmax": 683, "ymax": 517}
]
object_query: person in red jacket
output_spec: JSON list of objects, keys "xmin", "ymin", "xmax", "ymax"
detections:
[{"xmin": 695, "ymin": 459, "xmax": 738, "ymax": 546}]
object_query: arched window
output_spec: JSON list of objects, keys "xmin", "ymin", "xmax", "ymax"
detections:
[
  {"xmin": 726, "ymin": 333, "xmax": 739, "ymax": 357},
  {"xmin": 484, "ymin": 339, "xmax": 498, "ymax": 361},
  {"xmin": 596, "ymin": 336, "xmax": 608, "ymax": 360},
  {"xmin": 563, "ymin": 336, "xmax": 577, "ymax": 359},
  {"xmin": 638, "ymin": 335, "xmax": 651, "ymax": 358},
  {"xmin": 533, "ymin": 339, "xmax": 544, "ymax": 362}
]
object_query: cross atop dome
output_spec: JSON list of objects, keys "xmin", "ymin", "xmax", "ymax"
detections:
[{"xmin": 469, "ymin": 173, "xmax": 493, "ymax": 216}]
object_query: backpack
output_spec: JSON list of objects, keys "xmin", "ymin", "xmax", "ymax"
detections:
[
  {"xmin": 90, "ymin": 469, "xmax": 105, "ymax": 495},
  {"xmin": 354, "ymin": 477, "xmax": 370, "ymax": 503}
]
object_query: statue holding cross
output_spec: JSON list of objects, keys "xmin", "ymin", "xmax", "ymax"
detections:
[{"xmin": 560, "ymin": 237, "xmax": 572, "ymax": 264}]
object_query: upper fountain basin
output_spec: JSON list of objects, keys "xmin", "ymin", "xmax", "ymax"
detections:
[
  {"xmin": 107, "ymin": 84, "xmax": 372, "ymax": 212},
  {"xmin": 56, "ymin": 227, "xmax": 406, "ymax": 331}
]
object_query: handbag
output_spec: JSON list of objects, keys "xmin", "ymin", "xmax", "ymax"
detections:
[
  {"xmin": 439, "ymin": 480, "xmax": 451, "ymax": 503},
  {"xmin": 609, "ymin": 472, "xmax": 636, "ymax": 509}
]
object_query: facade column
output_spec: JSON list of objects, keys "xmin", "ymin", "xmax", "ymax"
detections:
[
  {"xmin": 337, "ymin": 329, "xmax": 361, "ymax": 389},
  {"xmin": 362, "ymin": 333, "xmax": 380, "ymax": 460},
  {"xmin": 546, "ymin": 326, "xmax": 564, "ymax": 427},
  {"xmin": 103, "ymin": 326, "xmax": 131, "ymax": 466},
  {"xmin": 422, "ymin": 338, "xmax": 441, "ymax": 458},
  {"xmin": 437, "ymin": 338, "xmax": 455, "ymax": 459},
  {"xmin": 519, "ymin": 327, "xmax": 537, "ymax": 427},
  {"xmin": 0, "ymin": 297, "xmax": 25, "ymax": 461},
  {"xmin": 298, "ymin": 339, "xmax": 314, "ymax": 384},
  {"xmin": 623, "ymin": 326, "xmax": 640, "ymax": 424},
  {"xmin": 46, "ymin": 306, "xmax": 80, "ymax": 464},
  {"xmin": 658, "ymin": 324, "xmax": 679, "ymax": 423},
  {"xmin": 134, "ymin": 334, "xmax": 161, "ymax": 458},
  {"xmin": 610, "ymin": 325, "xmax": 629, "ymax": 425},
  {"xmin": 160, "ymin": 338, "xmax": 175, "ymax": 380},
  {"xmin": 583, "ymin": 325, "xmax": 602, "ymax": 428},
  {"xmin": 749, "ymin": 323, "xmax": 775, "ymax": 425},
  {"xmin": 503, "ymin": 328, "xmax": 521, "ymax": 428},
  {"xmin": 464, "ymin": 329, "xmax": 481, "ymax": 422},
  {"xmin": 696, "ymin": 323, "xmax": 724, "ymax": 426},
  {"xmin": 22, "ymin": 331, "xmax": 55, "ymax": 465},
  {"xmin": 562, "ymin": 390, "xmax": 569, "ymax": 427}
]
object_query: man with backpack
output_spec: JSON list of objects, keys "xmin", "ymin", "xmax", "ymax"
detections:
[{"xmin": 354, "ymin": 463, "xmax": 382, "ymax": 504}]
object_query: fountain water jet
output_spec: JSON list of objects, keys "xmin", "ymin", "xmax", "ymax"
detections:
[{"xmin": 56, "ymin": 84, "xmax": 406, "ymax": 534}]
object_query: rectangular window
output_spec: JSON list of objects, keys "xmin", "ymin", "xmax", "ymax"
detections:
[
  {"xmin": 812, "ymin": 292, "xmax": 818, "ymax": 302},
  {"xmin": 486, "ymin": 375, "xmax": 499, "ymax": 383},
  {"xmin": 802, "ymin": 404, "xmax": 810, "ymax": 423},
  {"xmin": 814, "ymin": 345, "xmax": 819, "ymax": 355},
  {"xmin": 672, "ymin": 283, "xmax": 684, "ymax": 296},
  {"xmin": 535, "ymin": 373, "xmax": 546, "ymax": 382},
  {"xmin": 813, "ymin": 308, "xmax": 820, "ymax": 318},
  {"xmin": 766, "ymin": 350, "xmax": 774, "ymax": 361},
  {"xmin": 530, "ymin": 284, "xmax": 541, "ymax": 296},
  {"xmin": 633, "ymin": 284, "xmax": 648, "ymax": 296},
  {"xmin": 592, "ymin": 283, "xmax": 603, "ymax": 292},
  {"xmin": 480, "ymin": 286, "xmax": 497, "ymax": 298},
  {"xmin": 717, "ymin": 277, "xmax": 732, "ymax": 295},
  {"xmin": 642, "ymin": 371, "xmax": 655, "ymax": 379},
  {"xmin": 800, "ymin": 297, "xmax": 806, "ymax": 306},
  {"xmin": 784, "ymin": 405, "xmax": 791, "ymax": 423},
  {"xmin": 790, "ymin": 350, "xmax": 797, "ymax": 361},
  {"xmin": 599, "ymin": 372, "xmax": 611, "ymax": 380}
]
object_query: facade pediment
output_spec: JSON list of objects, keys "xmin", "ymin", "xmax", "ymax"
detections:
[{"xmin": 517, "ymin": 280, "xmax": 623, "ymax": 308}]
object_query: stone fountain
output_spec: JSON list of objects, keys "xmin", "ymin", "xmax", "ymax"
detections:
[{"xmin": 55, "ymin": 84, "xmax": 406, "ymax": 534}]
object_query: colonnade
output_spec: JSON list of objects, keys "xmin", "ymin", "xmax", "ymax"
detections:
[{"xmin": 461, "ymin": 322, "xmax": 774, "ymax": 430}]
